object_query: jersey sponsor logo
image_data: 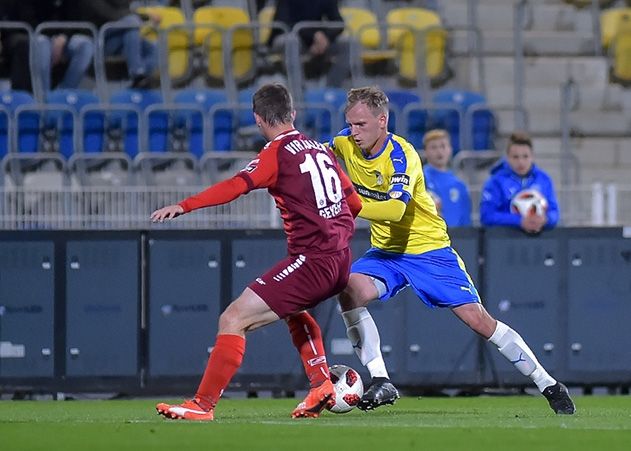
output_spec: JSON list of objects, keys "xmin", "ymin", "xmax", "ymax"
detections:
[
  {"xmin": 272, "ymin": 254, "xmax": 307, "ymax": 282},
  {"xmin": 256, "ymin": 277, "xmax": 266, "ymax": 285},
  {"xmin": 307, "ymin": 356, "xmax": 327, "ymax": 366},
  {"xmin": 243, "ymin": 158, "xmax": 259, "ymax": 173},
  {"xmin": 389, "ymin": 190, "xmax": 403, "ymax": 199},
  {"xmin": 353, "ymin": 183, "xmax": 388, "ymax": 201},
  {"xmin": 319, "ymin": 200, "xmax": 343, "ymax": 219},
  {"xmin": 390, "ymin": 173, "xmax": 410, "ymax": 186}
]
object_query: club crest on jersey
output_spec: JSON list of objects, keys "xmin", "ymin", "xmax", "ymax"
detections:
[
  {"xmin": 450, "ymin": 187, "xmax": 460, "ymax": 202},
  {"xmin": 243, "ymin": 159, "xmax": 259, "ymax": 173},
  {"xmin": 375, "ymin": 171, "xmax": 384, "ymax": 186}
]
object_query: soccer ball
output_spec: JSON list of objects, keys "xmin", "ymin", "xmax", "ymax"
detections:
[
  {"xmin": 510, "ymin": 189, "xmax": 548, "ymax": 217},
  {"xmin": 326, "ymin": 364, "xmax": 364, "ymax": 414}
]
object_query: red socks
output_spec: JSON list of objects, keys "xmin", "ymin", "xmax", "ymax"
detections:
[
  {"xmin": 195, "ymin": 313, "xmax": 328, "ymax": 411},
  {"xmin": 287, "ymin": 312, "xmax": 330, "ymax": 388},
  {"xmin": 195, "ymin": 333, "xmax": 245, "ymax": 410}
]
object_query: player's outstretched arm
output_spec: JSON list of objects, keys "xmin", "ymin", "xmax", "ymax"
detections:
[
  {"xmin": 358, "ymin": 199, "xmax": 406, "ymax": 222},
  {"xmin": 151, "ymin": 204, "xmax": 184, "ymax": 222}
]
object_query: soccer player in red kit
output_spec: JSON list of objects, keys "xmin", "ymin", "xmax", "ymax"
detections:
[{"xmin": 151, "ymin": 83, "xmax": 362, "ymax": 420}]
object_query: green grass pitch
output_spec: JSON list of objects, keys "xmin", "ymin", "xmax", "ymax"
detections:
[{"xmin": 1, "ymin": 396, "xmax": 630, "ymax": 451}]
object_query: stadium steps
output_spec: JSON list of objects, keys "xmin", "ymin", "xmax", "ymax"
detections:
[{"xmin": 443, "ymin": 0, "xmax": 589, "ymax": 32}]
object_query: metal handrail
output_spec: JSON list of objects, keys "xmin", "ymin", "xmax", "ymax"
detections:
[
  {"xmin": 513, "ymin": 0, "xmax": 527, "ymax": 131},
  {"xmin": 224, "ymin": 21, "xmax": 291, "ymax": 103}
]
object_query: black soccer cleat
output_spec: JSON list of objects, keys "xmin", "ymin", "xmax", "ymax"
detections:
[
  {"xmin": 357, "ymin": 377, "xmax": 400, "ymax": 411},
  {"xmin": 542, "ymin": 382, "xmax": 576, "ymax": 415}
]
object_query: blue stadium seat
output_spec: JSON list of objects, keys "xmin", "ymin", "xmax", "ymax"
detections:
[
  {"xmin": 172, "ymin": 88, "xmax": 229, "ymax": 158},
  {"xmin": 303, "ymin": 87, "xmax": 347, "ymax": 142},
  {"xmin": 83, "ymin": 89, "xmax": 164, "ymax": 159},
  {"xmin": 431, "ymin": 89, "xmax": 494, "ymax": 152},
  {"xmin": 0, "ymin": 91, "xmax": 37, "ymax": 157},
  {"xmin": 46, "ymin": 89, "xmax": 100, "ymax": 159},
  {"xmin": 237, "ymin": 87, "xmax": 256, "ymax": 128},
  {"xmin": 210, "ymin": 87, "xmax": 256, "ymax": 152},
  {"xmin": 385, "ymin": 89, "xmax": 427, "ymax": 138}
]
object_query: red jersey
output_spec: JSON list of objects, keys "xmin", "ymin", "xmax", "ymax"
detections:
[{"xmin": 180, "ymin": 129, "xmax": 356, "ymax": 256}]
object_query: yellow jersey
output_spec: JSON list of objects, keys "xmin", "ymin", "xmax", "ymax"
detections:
[{"xmin": 330, "ymin": 128, "xmax": 450, "ymax": 254}]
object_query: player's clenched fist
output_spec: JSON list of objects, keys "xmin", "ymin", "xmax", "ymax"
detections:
[{"xmin": 151, "ymin": 204, "xmax": 184, "ymax": 222}]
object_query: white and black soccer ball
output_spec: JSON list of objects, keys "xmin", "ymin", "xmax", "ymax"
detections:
[
  {"xmin": 326, "ymin": 364, "xmax": 364, "ymax": 414},
  {"xmin": 510, "ymin": 189, "xmax": 548, "ymax": 217}
]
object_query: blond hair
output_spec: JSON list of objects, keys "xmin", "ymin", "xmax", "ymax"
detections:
[
  {"xmin": 344, "ymin": 86, "xmax": 389, "ymax": 116},
  {"xmin": 423, "ymin": 129, "xmax": 449, "ymax": 148}
]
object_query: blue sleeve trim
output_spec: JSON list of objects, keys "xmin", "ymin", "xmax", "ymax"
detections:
[{"xmin": 389, "ymin": 138, "xmax": 408, "ymax": 173}]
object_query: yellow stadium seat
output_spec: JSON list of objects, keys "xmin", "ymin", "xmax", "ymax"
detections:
[
  {"xmin": 340, "ymin": 7, "xmax": 381, "ymax": 49},
  {"xmin": 386, "ymin": 7, "xmax": 447, "ymax": 83},
  {"xmin": 611, "ymin": 13, "xmax": 631, "ymax": 85},
  {"xmin": 601, "ymin": 8, "xmax": 631, "ymax": 50},
  {"xmin": 258, "ymin": 5, "xmax": 276, "ymax": 44},
  {"xmin": 193, "ymin": 6, "xmax": 254, "ymax": 82},
  {"xmin": 135, "ymin": 6, "xmax": 190, "ymax": 81}
]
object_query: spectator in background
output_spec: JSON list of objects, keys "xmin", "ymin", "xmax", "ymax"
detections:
[
  {"xmin": 68, "ymin": 0, "xmax": 159, "ymax": 89},
  {"xmin": 480, "ymin": 131, "xmax": 559, "ymax": 233},
  {"xmin": 1, "ymin": 0, "xmax": 94, "ymax": 93},
  {"xmin": 0, "ymin": 0, "xmax": 31, "ymax": 91},
  {"xmin": 269, "ymin": 0, "xmax": 350, "ymax": 87},
  {"xmin": 422, "ymin": 129, "xmax": 471, "ymax": 227}
]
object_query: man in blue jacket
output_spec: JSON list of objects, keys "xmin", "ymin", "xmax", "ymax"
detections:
[
  {"xmin": 480, "ymin": 131, "xmax": 559, "ymax": 233},
  {"xmin": 423, "ymin": 129, "xmax": 472, "ymax": 227}
]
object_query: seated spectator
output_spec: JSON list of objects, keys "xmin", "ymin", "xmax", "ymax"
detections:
[
  {"xmin": 0, "ymin": 0, "xmax": 32, "ymax": 91},
  {"xmin": 269, "ymin": 0, "xmax": 350, "ymax": 87},
  {"xmin": 422, "ymin": 129, "xmax": 471, "ymax": 227},
  {"xmin": 2, "ymin": 0, "xmax": 94, "ymax": 93},
  {"xmin": 38, "ymin": 33, "xmax": 94, "ymax": 92},
  {"xmin": 480, "ymin": 131, "xmax": 559, "ymax": 234},
  {"xmin": 69, "ymin": 0, "xmax": 159, "ymax": 89}
]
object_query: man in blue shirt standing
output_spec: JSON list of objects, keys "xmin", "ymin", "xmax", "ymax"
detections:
[
  {"xmin": 423, "ymin": 129, "xmax": 472, "ymax": 227},
  {"xmin": 480, "ymin": 131, "xmax": 559, "ymax": 233}
]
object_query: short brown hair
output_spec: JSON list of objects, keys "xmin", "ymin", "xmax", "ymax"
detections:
[
  {"xmin": 252, "ymin": 83, "xmax": 293, "ymax": 127},
  {"xmin": 423, "ymin": 129, "xmax": 449, "ymax": 148},
  {"xmin": 507, "ymin": 130, "xmax": 532, "ymax": 151},
  {"xmin": 344, "ymin": 86, "xmax": 389, "ymax": 116}
]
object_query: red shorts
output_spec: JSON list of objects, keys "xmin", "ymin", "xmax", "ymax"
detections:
[{"xmin": 248, "ymin": 247, "xmax": 352, "ymax": 318}]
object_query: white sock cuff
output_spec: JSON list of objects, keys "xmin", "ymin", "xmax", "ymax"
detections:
[
  {"xmin": 366, "ymin": 357, "xmax": 389, "ymax": 379},
  {"xmin": 341, "ymin": 307, "xmax": 370, "ymax": 327},
  {"xmin": 488, "ymin": 320, "xmax": 510, "ymax": 346}
]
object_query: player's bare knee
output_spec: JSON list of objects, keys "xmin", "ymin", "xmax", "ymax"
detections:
[
  {"xmin": 469, "ymin": 315, "xmax": 495, "ymax": 338},
  {"xmin": 218, "ymin": 309, "xmax": 243, "ymax": 335},
  {"xmin": 454, "ymin": 304, "xmax": 496, "ymax": 338},
  {"xmin": 338, "ymin": 289, "xmax": 357, "ymax": 311}
]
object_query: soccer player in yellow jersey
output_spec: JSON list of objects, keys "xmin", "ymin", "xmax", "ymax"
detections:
[{"xmin": 330, "ymin": 87, "xmax": 575, "ymax": 415}]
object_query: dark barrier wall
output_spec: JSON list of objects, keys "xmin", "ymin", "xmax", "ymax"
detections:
[{"xmin": 1, "ymin": 228, "xmax": 630, "ymax": 394}]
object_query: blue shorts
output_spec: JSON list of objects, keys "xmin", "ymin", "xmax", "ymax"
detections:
[{"xmin": 351, "ymin": 246, "xmax": 480, "ymax": 309}]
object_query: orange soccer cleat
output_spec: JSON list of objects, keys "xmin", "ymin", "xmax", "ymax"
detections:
[
  {"xmin": 291, "ymin": 379, "xmax": 335, "ymax": 419},
  {"xmin": 156, "ymin": 398, "xmax": 214, "ymax": 421}
]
